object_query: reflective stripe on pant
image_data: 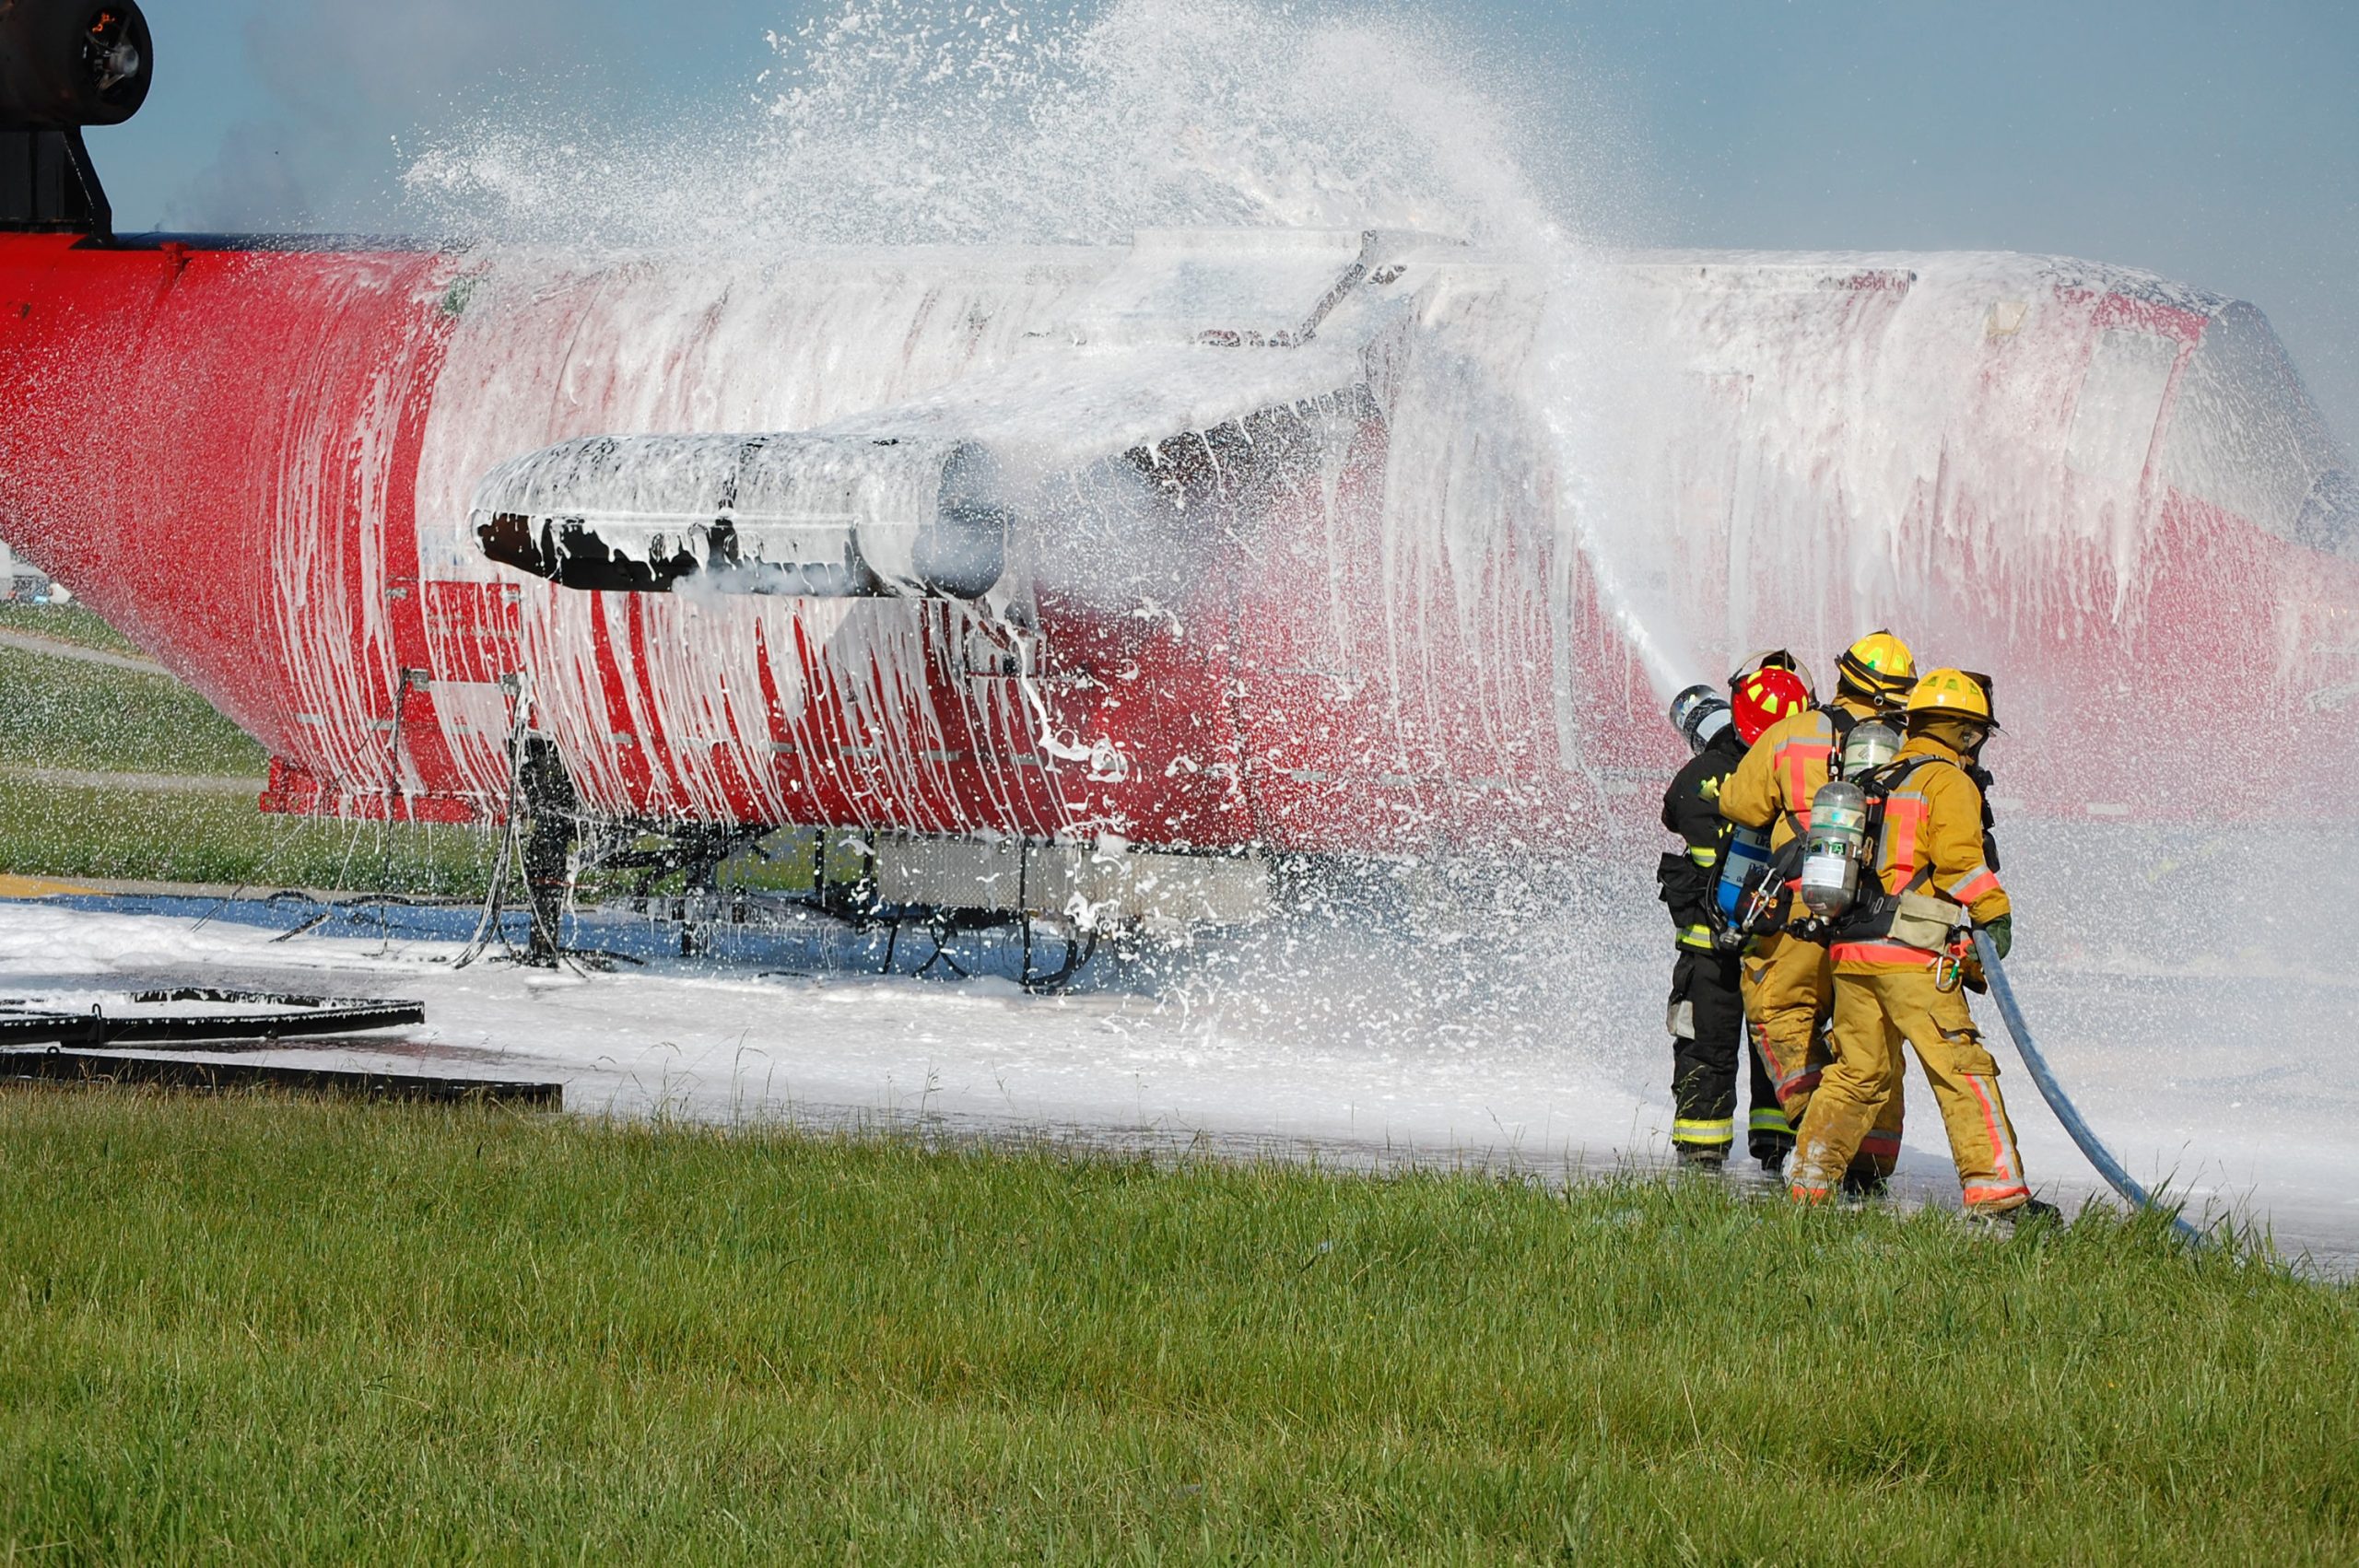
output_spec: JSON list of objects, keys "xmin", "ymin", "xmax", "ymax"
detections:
[
  {"xmin": 1741, "ymin": 930, "xmax": 1900, "ymax": 1172},
  {"xmin": 1671, "ymin": 949, "xmax": 1788, "ymax": 1155},
  {"xmin": 1790, "ymin": 958, "xmax": 2031, "ymax": 1214}
]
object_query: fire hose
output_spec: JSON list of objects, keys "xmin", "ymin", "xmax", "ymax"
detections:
[{"xmin": 1971, "ymin": 930, "xmax": 2203, "ymax": 1246}]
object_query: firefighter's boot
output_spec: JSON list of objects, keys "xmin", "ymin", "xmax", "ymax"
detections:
[
  {"xmin": 1746, "ymin": 1045, "xmax": 1793, "ymax": 1172},
  {"xmin": 1973, "ymin": 1196, "xmax": 2061, "ymax": 1230}
]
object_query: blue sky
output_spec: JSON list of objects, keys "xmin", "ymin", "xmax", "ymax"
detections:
[{"xmin": 85, "ymin": 0, "xmax": 2359, "ymax": 439}]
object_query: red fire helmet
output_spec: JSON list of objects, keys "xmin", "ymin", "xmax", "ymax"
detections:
[{"xmin": 1731, "ymin": 666, "xmax": 1811, "ymax": 745}]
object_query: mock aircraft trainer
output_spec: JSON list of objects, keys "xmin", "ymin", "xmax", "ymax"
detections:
[{"xmin": 0, "ymin": 0, "xmax": 2352, "ymax": 944}]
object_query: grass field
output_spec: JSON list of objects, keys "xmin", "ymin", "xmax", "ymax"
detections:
[
  {"xmin": 0, "ymin": 1091, "xmax": 2352, "ymax": 1563},
  {"xmin": 0, "ymin": 608, "xmax": 792, "ymax": 899},
  {"xmin": 0, "ymin": 601, "xmax": 143, "ymax": 655},
  {"xmin": 0, "ymin": 777, "xmax": 498, "ymax": 895},
  {"xmin": 0, "ymin": 644, "xmax": 266, "ymax": 778},
  {"xmin": 0, "ymin": 606, "xmax": 499, "ymax": 894}
]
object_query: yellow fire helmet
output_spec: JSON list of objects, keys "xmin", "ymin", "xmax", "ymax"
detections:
[
  {"xmin": 1906, "ymin": 668, "xmax": 1995, "ymax": 723},
  {"xmin": 1835, "ymin": 629, "xmax": 1917, "ymax": 704}
]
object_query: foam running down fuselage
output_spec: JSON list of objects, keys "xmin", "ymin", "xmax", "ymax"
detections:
[{"xmin": 0, "ymin": 227, "xmax": 2353, "ymax": 888}]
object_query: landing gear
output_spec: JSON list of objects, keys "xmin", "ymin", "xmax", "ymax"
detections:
[
  {"xmin": 589, "ymin": 823, "xmax": 765, "ymax": 956},
  {"xmin": 475, "ymin": 777, "xmax": 1117, "ymax": 989},
  {"xmin": 873, "ymin": 908, "xmax": 1099, "ymax": 993},
  {"xmin": 1018, "ymin": 913, "xmax": 1097, "ymax": 993}
]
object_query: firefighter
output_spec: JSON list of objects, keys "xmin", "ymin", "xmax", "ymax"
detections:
[
  {"xmin": 1719, "ymin": 630, "xmax": 1915, "ymax": 1187},
  {"xmin": 1788, "ymin": 669, "xmax": 2057, "ymax": 1222},
  {"xmin": 1659, "ymin": 665, "xmax": 1810, "ymax": 1169},
  {"xmin": 517, "ymin": 731, "xmax": 577, "ymax": 967}
]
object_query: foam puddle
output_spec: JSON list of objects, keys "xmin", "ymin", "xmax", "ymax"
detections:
[{"xmin": 9, "ymin": 844, "xmax": 2355, "ymax": 1276}]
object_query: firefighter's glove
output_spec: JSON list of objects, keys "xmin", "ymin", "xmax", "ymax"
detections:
[{"xmin": 1980, "ymin": 913, "xmax": 2013, "ymax": 962}]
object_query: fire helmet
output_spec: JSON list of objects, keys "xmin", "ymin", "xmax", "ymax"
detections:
[
  {"xmin": 1835, "ymin": 630, "xmax": 1917, "ymax": 708},
  {"xmin": 1730, "ymin": 647, "xmax": 1816, "ymax": 701},
  {"xmin": 1732, "ymin": 665, "xmax": 1811, "ymax": 744},
  {"xmin": 1906, "ymin": 668, "xmax": 1995, "ymax": 724},
  {"xmin": 1669, "ymin": 683, "xmax": 1732, "ymax": 751}
]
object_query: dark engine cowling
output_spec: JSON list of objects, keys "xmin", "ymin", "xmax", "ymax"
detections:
[
  {"xmin": 0, "ymin": 3, "xmax": 152, "ymax": 238},
  {"xmin": 0, "ymin": 2, "xmax": 151, "ymax": 129}
]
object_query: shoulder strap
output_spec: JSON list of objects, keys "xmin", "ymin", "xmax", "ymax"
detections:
[
  {"xmin": 1818, "ymin": 704, "xmax": 1860, "ymax": 779},
  {"xmin": 1966, "ymin": 761, "xmax": 2001, "ymax": 872},
  {"xmin": 1861, "ymin": 755, "xmax": 1955, "ymax": 875},
  {"xmin": 1852, "ymin": 755, "xmax": 1928, "ymax": 801}
]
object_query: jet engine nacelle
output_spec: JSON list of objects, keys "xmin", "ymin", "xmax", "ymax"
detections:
[{"xmin": 0, "ymin": 1, "xmax": 151, "ymax": 130}]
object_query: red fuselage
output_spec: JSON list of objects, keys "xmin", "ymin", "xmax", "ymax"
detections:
[{"xmin": 0, "ymin": 233, "xmax": 2352, "ymax": 850}]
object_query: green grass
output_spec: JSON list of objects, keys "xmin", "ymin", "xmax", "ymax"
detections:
[
  {"xmin": 0, "ymin": 1094, "xmax": 2350, "ymax": 1564},
  {"xmin": 0, "ymin": 778, "xmax": 497, "ymax": 895},
  {"xmin": 0, "ymin": 602, "xmax": 144, "ymax": 655},
  {"xmin": 0, "ymin": 645, "xmax": 266, "ymax": 778},
  {"xmin": 0, "ymin": 622, "xmax": 500, "ymax": 893},
  {"xmin": 0, "ymin": 607, "xmax": 802, "ymax": 900}
]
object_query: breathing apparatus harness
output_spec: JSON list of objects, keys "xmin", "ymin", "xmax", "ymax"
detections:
[
  {"xmin": 1715, "ymin": 703, "xmax": 1879, "ymax": 950},
  {"xmin": 1807, "ymin": 754, "xmax": 1946, "ymax": 938},
  {"xmin": 1790, "ymin": 735, "xmax": 2005, "ymax": 994}
]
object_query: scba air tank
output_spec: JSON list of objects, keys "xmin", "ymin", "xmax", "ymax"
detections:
[
  {"xmin": 1841, "ymin": 721, "xmax": 1901, "ymax": 778},
  {"xmin": 1798, "ymin": 780, "xmax": 1871, "ymax": 920},
  {"xmin": 1716, "ymin": 825, "xmax": 1772, "ymax": 924}
]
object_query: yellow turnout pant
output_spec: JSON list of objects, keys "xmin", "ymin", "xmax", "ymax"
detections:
[
  {"xmin": 1790, "ymin": 959, "xmax": 2030, "ymax": 1213},
  {"xmin": 1741, "ymin": 930, "xmax": 1902, "ymax": 1174}
]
